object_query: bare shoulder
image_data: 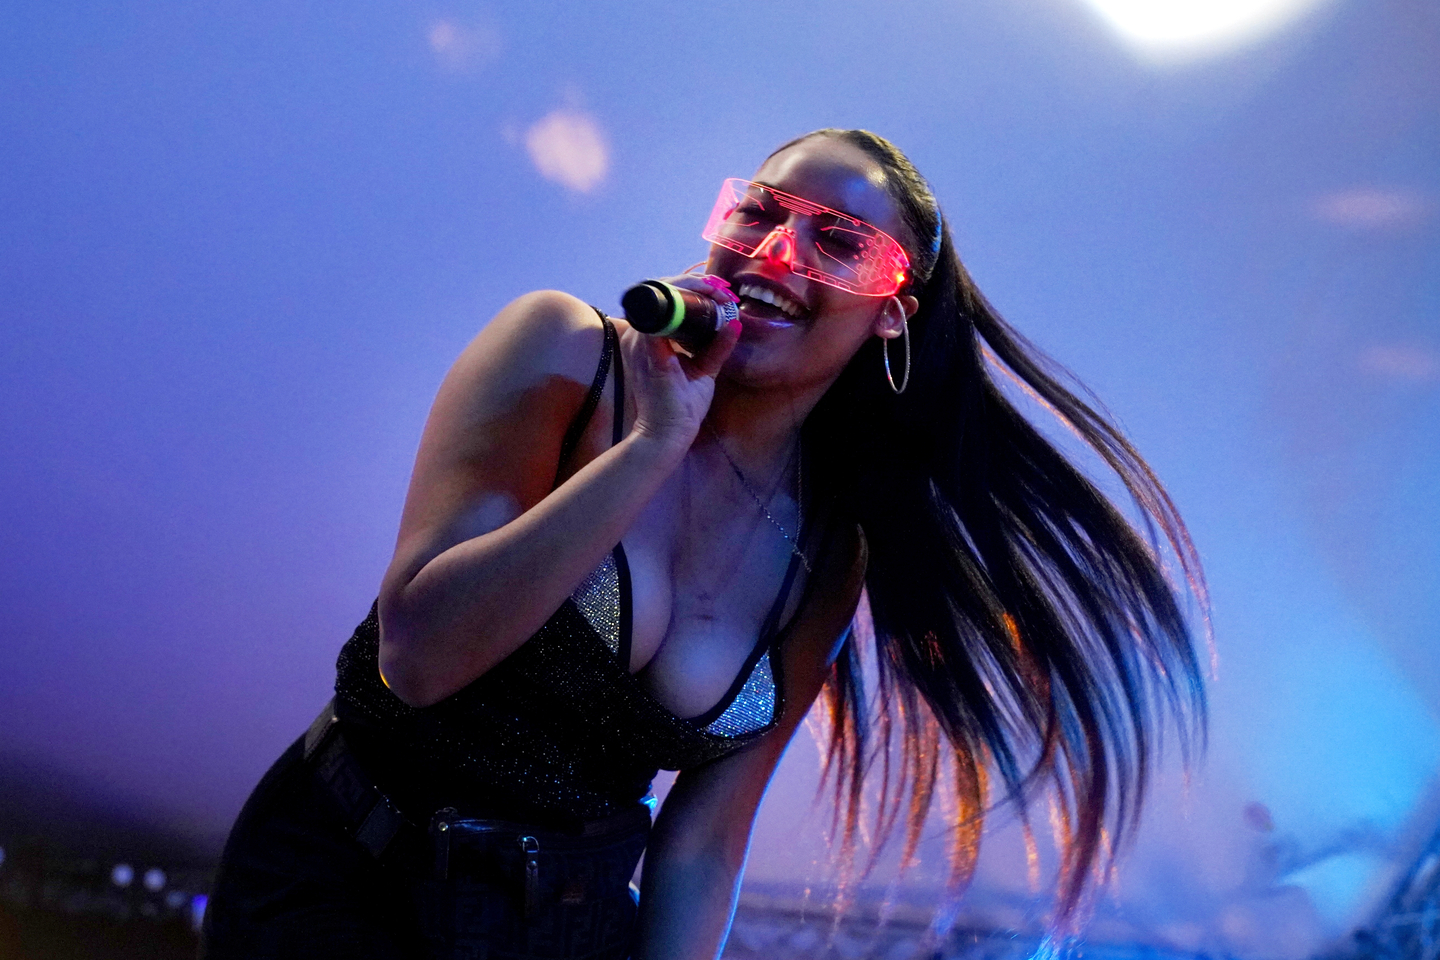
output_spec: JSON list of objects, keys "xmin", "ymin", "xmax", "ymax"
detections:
[
  {"xmin": 389, "ymin": 291, "xmax": 615, "ymax": 570},
  {"xmin": 443, "ymin": 290, "xmax": 608, "ymax": 399},
  {"xmin": 419, "ymin": 290, "xmax": 611, "ymax": 475}
]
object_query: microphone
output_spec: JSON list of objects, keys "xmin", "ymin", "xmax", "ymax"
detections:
[{"xmin": 621, "ymin": 280, "xmax": 738, "ymax": 353}]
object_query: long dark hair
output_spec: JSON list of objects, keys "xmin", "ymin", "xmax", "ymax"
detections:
[{"xmin": 793, "ymin": 130, "xmax": 1209, "ymax": 928}]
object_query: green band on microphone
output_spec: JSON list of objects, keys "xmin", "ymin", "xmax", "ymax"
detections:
[{"xmin": 655, "ymin": 282, "xmax": 685, "ymax": 337}]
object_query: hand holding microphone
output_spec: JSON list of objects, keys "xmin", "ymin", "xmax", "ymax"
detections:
[{"xmin": 619, "ymin": 274, "xmax": 742, "ymax": 451}]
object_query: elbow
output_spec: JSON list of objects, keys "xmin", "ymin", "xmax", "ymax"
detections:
[
  {"xmin": 376, "ymin": 587, "xmax": 447, "ymax": 709},
  {"xmin": 375, "ymin": 564, "xmax": 516, "ymax": 709},
  {"xmin": 377, "ymin": 640, "xmax": 444, "ymax": 709}
]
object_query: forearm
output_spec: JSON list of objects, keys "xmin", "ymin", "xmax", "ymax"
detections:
[
  {"xmin": 634, "ymin": 827, "xmax": 750, "ymax": 960},
  {"xmin": 631, "ymin": 740, "xmax": 778, "ymax": 960},
  {"xmin": 380, "ymin": 429, "xmax": 685, "ymax": 706},
  {"xmin": 631, "ymin": 519, "xmax": 866, "ymax": 959}
]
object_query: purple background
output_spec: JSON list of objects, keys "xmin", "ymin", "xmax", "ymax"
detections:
[{"xmin": 2, "ymin": 1, "xmax": 1436, "ymax": 955}]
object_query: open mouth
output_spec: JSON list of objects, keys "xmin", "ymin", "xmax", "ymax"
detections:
[{"xmin": 735, "ymin": 282, "xmax": 807, "ymax": 322}]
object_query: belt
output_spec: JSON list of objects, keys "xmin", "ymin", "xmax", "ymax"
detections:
[
  {"xmin": 429, "ymin": 805, "xmax": 651, "ymax": 920},
  {"xmin": 303, "ymin": 698, "xmax": 423, "ymax": 862},
  {"xmin": 304, "ymin": 699, "xmax": 651, "ymax": 942},
  {"xmin": 303, "ymin": 700, "xmax": 653, "ymax": 867}
]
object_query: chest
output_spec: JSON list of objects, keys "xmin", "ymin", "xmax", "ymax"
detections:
[
  {"xmin": 556, "ymin": 358, "xmax": 808, "ymax": 725},
  {"xmin": 608, "ymin": 460, "xmax": 806, "ymax": 722}
]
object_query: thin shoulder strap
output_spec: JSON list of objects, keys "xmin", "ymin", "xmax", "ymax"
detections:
[
  {"xmin": 553, "ymin": 309, "xmax": 617, "ymax": 486},
  {"xmin": 688, "ymin": 548, "xmax": 804, "ymax": 729},
  {"xmin": 610, "ymin": 319, "xmax": 625, "ymax": 446},
  {"xmin": 757, "ymin": 548, "xmax": 805, "ymax": 644}
]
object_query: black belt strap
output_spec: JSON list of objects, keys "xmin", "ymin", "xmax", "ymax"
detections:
[{"xmin": 304, "ymin": 699, "xmax": 419, "ymax": 861}]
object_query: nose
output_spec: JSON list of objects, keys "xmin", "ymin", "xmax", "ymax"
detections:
[{"xmin": 753, "ymin": 226, "xmax": 796, "ymax": 269}]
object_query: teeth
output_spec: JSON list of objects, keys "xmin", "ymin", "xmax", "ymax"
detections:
[{"xmin": 737, "ymin": 283, "xmax": 803, "ymax": 319}]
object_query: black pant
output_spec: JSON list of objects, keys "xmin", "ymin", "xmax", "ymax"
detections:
[
  {"xmin": 202, "ymin": 736, "xmax": 645, "ymax": 960},
  {"xmin": 202, "ymin": 736, "xmax": 425, "ymax": 958}
]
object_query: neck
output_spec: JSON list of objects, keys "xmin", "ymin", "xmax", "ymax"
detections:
[{"xmin": 702, "ymin": 376, "xmax": 823, "ymax": 474}]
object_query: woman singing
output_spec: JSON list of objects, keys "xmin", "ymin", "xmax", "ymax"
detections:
[{"xmin": 202, "ymin": 129, "xmax": 1206, "ymax": 960}]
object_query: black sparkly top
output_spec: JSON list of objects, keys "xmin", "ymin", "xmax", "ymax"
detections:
[{"xmin": 333, "ymin": 314, "xmax": 803, "ymax": 827}]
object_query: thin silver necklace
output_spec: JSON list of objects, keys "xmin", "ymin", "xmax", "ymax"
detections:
[{"xmin": 704, "ymin": 423, "xmax": 812, "ymax": 575}]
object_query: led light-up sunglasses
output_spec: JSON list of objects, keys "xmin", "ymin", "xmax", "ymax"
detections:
[{"xmin": 701, "ymin": 178, "xmax": 911, "ymax": 298}]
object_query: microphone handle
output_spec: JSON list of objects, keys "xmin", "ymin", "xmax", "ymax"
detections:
[{"xmin": 620, "ymin": 280, "xmax": 738, "ymax": 353}]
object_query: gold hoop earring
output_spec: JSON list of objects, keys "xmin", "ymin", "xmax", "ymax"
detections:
[{"xmin": 883, "ymin": 320, "xmax": 910, "ymax": 395}]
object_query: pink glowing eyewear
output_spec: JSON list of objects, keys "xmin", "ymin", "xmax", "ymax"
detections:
[{"xmin": 701, "ymin": 178, "xmax": 911, "ymax": 297}]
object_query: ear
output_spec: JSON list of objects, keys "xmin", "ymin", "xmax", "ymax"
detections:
[{"xmin": 874, "ymin": 294, "xmax": 919, "ymax": 339}]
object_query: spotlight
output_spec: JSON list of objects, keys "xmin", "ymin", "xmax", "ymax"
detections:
[
  {"xmin": 1076, "ymin": 0, "xmax": 1331, "ymax": 61},
  {"xmin": 165, "ymin": 889, "xmax": 187, "ymax": 910},
  {"xmin": 111, "ymin": 863, "xmax": 134, "ymax": 888},
  {"xmin": 143, "ymin": 867, "xmax": 167, "ymax": 892}
]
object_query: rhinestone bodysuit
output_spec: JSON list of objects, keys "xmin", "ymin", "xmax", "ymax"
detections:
[
  {"xmin": 333, "ymin": 312, "xmax": 801, "ymax": 826},
  {"xmin": 568, "ymin": 545, "xmax": 786, "ymax": 740}
]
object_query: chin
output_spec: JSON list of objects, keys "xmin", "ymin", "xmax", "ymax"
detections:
[{"xmin": 720, "ymin": 340, "xmax": 792, "ymax": 386}]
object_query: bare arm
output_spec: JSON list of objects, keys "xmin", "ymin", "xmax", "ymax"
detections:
[
  {"xmin": 635, "ymin": 525, "xmax": 867, "ymax": 960},
  {"xmin": 379, "ymin": 288, "xmax": 740, "ymax": 708}
]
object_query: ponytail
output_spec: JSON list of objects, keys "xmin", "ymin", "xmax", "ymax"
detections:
[{"xmin": 789, "ymin": 130, "xmax": 1208, "ymax": 929}]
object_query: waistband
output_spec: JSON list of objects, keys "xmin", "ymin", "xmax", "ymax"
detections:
[
  {"xmin": 305, "ymin": 698, "xmax": 423, "ymax": 863},
  {"xmin": 304, "ymin": 699, "xmax": 651, "ymax": 865}
]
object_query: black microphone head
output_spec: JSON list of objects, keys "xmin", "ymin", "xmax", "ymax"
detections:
[{"xmin": 621, "ymin": 281, "xmax": 681, "ymax": 335}]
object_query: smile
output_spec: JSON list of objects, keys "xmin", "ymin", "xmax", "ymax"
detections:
[{"xmin": 736, "ymin": 283, "xmax": 805, "ymax": 319}]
